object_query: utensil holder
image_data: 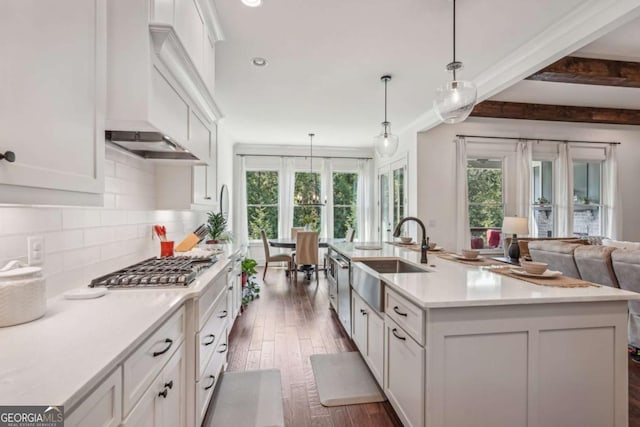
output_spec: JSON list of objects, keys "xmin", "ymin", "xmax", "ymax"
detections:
[{"xmin": 160, "ymin": 241, "xmax": 174, "ymax": 257}]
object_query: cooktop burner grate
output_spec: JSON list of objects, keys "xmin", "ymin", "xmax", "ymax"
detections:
[{"xmin": 89, "ymin": 256, "xmax": 216, "ymax": 288}]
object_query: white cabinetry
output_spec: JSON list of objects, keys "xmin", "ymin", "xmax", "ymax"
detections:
[
  {"xmin": 385, "ymin": 316, "xmax": 425, "ymax": 427},
  {"xmin": 65, "ymin": 368, "xmax": 122, "ymax": 427},
  {"xmin": 0, "ymin": 0, "xmax": 105, "ymax": 205},
  {"xmin": 122, "ymin": 342, "xmax": 186, "ymax": 427},
  {"xmin": 384, "ymin": 287, "xmax": 425, "ymax": 427},
  {"xmin": 107, "ymin": 0, "xmax": 222, "ymax": 153},
  {"xmin": 351, "ymin": 290, "xmax": 384, "ymax": 386}
]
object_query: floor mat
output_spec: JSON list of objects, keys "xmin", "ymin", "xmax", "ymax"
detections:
[
  {"xmin": 204, "ymin": 369, "xmax": 284, "ymax": 427},
  {"xmin": 310, "ymin": 352, "xmax": 386, "ymax": 406}
]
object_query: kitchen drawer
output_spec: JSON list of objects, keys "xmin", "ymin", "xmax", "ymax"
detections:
[
  {"xmin": 196, "ymin": 289, "xmax": 229, "ymax": 377},
  {"xmin": 196, "ymin": 328, "xmax": 228, "ymax": 426},
  {"xmin": 385, "ymin": 287, "xmax": 425, "ymax": 346},
  {"xmin": 198, "ymin": 269, "xmax": 228, "ymax": 326},
  {"xmin": 65, "ymin": 367, "xmax": 122, "ymax": 427},
  {"xmin": 123, "ymin": 306, "xmax": 185, "ymax": 416}
]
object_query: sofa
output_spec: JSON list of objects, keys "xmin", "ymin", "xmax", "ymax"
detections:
[{"xmin": 528, "ymin": 240, "xmax": 640, "ymax": 349}]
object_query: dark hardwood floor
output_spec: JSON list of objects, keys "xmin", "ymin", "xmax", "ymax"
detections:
[
  {"xmin": 227, "ymin": 266, "xmax": 640, "ymax": 427},
  {"xmin": 226, "ymin": 266, "xmax": 401, "ymax": 427}
]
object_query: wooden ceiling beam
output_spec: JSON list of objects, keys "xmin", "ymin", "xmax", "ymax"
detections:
[
  {"xmin": 526, "ymin": 56, "xmax": 640, "ymax": 88},
  {"xmin": 470, "ymin": 101, "xmax": 640, "ymax": 125}
]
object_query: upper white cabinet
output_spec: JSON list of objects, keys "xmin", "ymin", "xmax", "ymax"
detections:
[
  {"xmin": 0, "ymin": 0, "xmax": 105, "ymax": 205},
  {"xmin": 107, "ymin": 0, "xmax": 224, "ymax": 159}
]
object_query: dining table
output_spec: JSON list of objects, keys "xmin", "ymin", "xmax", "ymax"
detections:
[{"xmin": 268, "ymin": 238, "xmax": 344, "ymax": 279}]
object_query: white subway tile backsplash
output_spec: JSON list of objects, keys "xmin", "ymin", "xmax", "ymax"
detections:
[{"xmin": 1, "ymin": 148, "xmax": 208, "ymax": 297}]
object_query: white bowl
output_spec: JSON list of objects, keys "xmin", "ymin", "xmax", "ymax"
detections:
[
  {"xmin": 400, "ymin": 237, "xmax": 413, "ymax": 244},
  {"xmin": 461, "ymin": 249, "xmax": 480, "ymax": 259},
  {"xmin": 520, "ymin": 261, "xmax": 548, "ymax": 275}
]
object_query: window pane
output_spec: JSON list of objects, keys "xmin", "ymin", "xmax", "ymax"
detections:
[
  {"xmin": 246, "ymin": 171, "xmax": 278, "ymax": 205},
  {"xmin": 467, "ymin": 159, "xmax": 504, "ymax": 249},
  {"xmin": 246, "ymin": 171, "xmax": 279, "ymax": 240},
  {"xmin": 333, "ymin": 173, "xmax": 358, "ymax": 238},
  {"xmin": 294, "ymin": 171, "xmax": 322, "ymax": 232},
  {"xmin": 573, "ymin": 161, "xmax": 601, "ymax": 204},
  {"xmin": 392, "ymin": 167, "xmax": 405, "ymax": 229},
  {"xmin": 531, "ymin": 160, "xmax": 553, "ymax": 237},
  {"xmin": 380, "ymin": 173, "xmax": 389, "ymax": 239},
  {"xmin": 573, "ymin": 206, "xmax": 601, "ymax": 236},
  {"xmin": 247, "ymin": 206, "xmax": 279, "ymax": 240}
]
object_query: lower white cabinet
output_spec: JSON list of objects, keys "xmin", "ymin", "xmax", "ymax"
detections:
[
  {"xmin": 196, "ymin": 328, "xmax": 228, "ymax": 425},
  {"xmin": 65, "ymin": 368, "xmax": 122, "ymax": 427},
  {"xmin": 122, "ymin": 342, "xmax": 186, "ymax": 427},
  {"xmin": 351, "ymin": 290, "xmax": 384, "ymax": 386},
  {"xmin": 385, "ymin": 316, "xmax": 425, "ymax": 427}
]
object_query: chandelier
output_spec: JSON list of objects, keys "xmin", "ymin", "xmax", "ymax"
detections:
[
  {"xmin": 295, "ymin": 133, "xmax": 326, "ymax": 207},
  {"xmin": 433, "ymin": 0, "xmax": 477, "ymax": 124}
]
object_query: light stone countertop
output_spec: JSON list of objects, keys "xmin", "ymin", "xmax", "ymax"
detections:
[
  {"xmin": 0, "ymin": 247, "xmax": 240, "ymax": 408},
  {"xmin": 330, "ymin": 242, "xmax": 640, "ymax": 308}
]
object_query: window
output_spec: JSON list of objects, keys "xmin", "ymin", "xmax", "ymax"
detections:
[
  {"xmin": 246, "ymin": 170, "xmax": 279, "ymax": 239},
  {"xmin": 333, "ymin": 172, "xmax": 358, "ymax": 238},
  {"xmin": 531, "ymin": 160, "xmax": 554, "ymax": 237},
  {"xmin": 293, "ymin": 171, "xmax": 322, "ymax": 232},
  {"xmin": 467, "ymin": 158, "xmax": 504, "ymax": 249},
  {"xmin": 379, "ymin": 160, "xmax": 407, "ymax": 241},
  {"xmin": 573, "ymin": 160, "xmax": 602, "ymax": 236}
]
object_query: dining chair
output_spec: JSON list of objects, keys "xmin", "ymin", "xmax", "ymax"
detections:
[
  {"xmin": 291, "ymin": 227, "xmax": 305, "ymax": 238},
  {"xmin": 261, "ymin": 230, "xmax": 292, "ymax": 280},
  {"xmin": 292, "ymin": 231, "xmax": 319, "ymax": 284},
  {"xmin": 345, "ymin": 228, "xmax": 355, "ymax": 242}
]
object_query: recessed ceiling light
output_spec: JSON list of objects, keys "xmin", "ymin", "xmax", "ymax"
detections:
[
  {"xmin": 241, "ymin": 0, "xmax": 262, "ymax": 7},
  {"xmin": 251, "ymin": 57, "xmax": 268, "ymax": 67}
]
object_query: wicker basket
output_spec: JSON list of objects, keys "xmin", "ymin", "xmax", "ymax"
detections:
[{"xmin": 0, "ymin": 264, "xmax": 46, "ymax": 327}]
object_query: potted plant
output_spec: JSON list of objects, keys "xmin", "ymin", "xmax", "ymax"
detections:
[
  {"xmin": 241, "ymin": 258, "xmax": 260, "ymax": 306},
  {"xmin": 536, "ymin": 196, "xmax": 549, "ymax": 206},
  {"xmin": 206, "ymin": 211, "xmax": 228, "ymax": 244},
  {"xmin": 579, "ymin": 195, "xmax": 591, "ymax": 205}
]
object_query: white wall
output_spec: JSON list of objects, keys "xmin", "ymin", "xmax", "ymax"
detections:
[
  {"xmin": 417, "ymin": 118, "xmax": 640, "ymax": 250},
  {"xmin": 0, "ymin": 146, "xmax": 205, "ymax": 298}
]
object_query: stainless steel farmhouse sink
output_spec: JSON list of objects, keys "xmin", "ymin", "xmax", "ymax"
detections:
[{"xmin": 352, "ymin": 259, "xmax": 429, "ymax": 313}]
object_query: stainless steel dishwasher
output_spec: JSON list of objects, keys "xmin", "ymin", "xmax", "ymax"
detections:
[{"xmin": 328, "ymin": 252, "xmax": 351, "ymax": 337}]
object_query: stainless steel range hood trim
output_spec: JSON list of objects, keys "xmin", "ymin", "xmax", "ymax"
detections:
[{"xmin": 106, "ymin": 130, "xmax": 200, "ymax": 161}]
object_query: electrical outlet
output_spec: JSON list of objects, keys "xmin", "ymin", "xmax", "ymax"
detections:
[{"xmin": 28, "ymin": 236, "xmax": 45, "ymax": 266}]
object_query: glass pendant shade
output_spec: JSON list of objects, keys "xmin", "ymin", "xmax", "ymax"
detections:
[
  {"xmin": 374, "ymin": 122, "xmax": 399, "ymax": 158},
  {"xmin": 433, "ymin": 79, "xmax": 477, "ymax": 124}
]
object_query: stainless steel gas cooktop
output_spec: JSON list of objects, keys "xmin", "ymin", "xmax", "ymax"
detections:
[{"xmin": 89, "ymin": 256, "xmax": 216, "ymax": 288}]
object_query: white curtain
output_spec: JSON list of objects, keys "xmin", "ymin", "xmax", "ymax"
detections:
[
  {"xmin": 357, "ymin": 159, "xmax": 373, "ymax": 242},
  {"xmin": 603, "ymin": 144, "xmax": 622, "ymax": 239},
  {"xmin": 278, "ymin": 157, "xmax": 295, "ymax": 238},
  {"xmin": 555, "ymin": 143, "xmax": 574, "ymax": 237},
  {"xmin": 455, "ymin": 137, "xmax": 470, "ymax": 252},
  {"xmin": 516, "ymin": 140, "xmax": 532, "ymax": 235},
  {"xmin": 234, "ymin": 156, "xmax": 248, "ymax": 245},
  {"xmin": 321, "ymin": 158, "xmax": 332, "ymax": 239}
]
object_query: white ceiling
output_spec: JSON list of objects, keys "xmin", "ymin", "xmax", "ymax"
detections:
[{"xmin": 490, "ymin": 16, "xmax": 640, "ymax": 109}]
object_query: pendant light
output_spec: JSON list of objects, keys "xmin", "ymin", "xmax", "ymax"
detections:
[
  {"xmin": 433, "ymin": 0, "xmax": 477, "ymax": 124},
  {"xmin": 373, "ymin": 75, "xmax": 399, "ymax": 158},
  {"xmin": 295, "ymin": 133, "xmax": 326, "ymax": 207}
]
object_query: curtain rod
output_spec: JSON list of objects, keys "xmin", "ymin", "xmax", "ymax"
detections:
[
  {"xmin": 455, "ymin": 134, "xmax": 620, "ymax": 145},
  {"xmin": 236, "ymin": 154, "xmax": 373, "ymax": 160}
]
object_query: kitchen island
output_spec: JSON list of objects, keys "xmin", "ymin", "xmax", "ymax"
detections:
[{"xmin": 329, "ymin": 242, "xmax": 639, "ymax": 427}]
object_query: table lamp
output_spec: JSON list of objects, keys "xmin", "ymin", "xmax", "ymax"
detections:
[{"xmin": 502, "ymin": 216, "xmax": 529, "ymax": 260}]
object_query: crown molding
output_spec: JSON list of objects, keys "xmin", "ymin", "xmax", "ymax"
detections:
[{"xmin": 197, "ymin": 0, "xmax": 225, "ymax": 43}]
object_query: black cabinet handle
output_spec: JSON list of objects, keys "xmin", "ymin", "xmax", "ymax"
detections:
[
  {"xmin": 203, "ymin": 334, "xmax": 215, "ymax": 346},
  {"xmin": 153, "ymin": 338, "xmax": 173, "ymax": 357},
  {"xmin": 218, "ymin": 343, "xmax": 228, "ymax": 353},
  {"xmin": 158, "ymin": 388, "xmax": 168, "ymax": 398},
  {"xmin": 362, "ymin": 310, "xmax": 367, "ymax": 316},
  {"xmin": 218, "ymin": 310, "xmax": 228, "ymax": 318},
  {"xmin": 393, "ymin": 306, "xmax": 408, "ymax": 317},
  {"xmin": 204, "ymin": 375, "xmax": 216, "ymax": 390},
  {"xmin": 360, "ymin": 309, "xmax": 364, "ymax": 314},
  {"xmin": 392, "ymin": 328, "xmax": 406, "ymax": 341},
  {"xmin": 0, "ymin": 151, "xmax": 15, "ymax": 163},
  {"xmin": 164, "ymin": 380, "xmax": 173, "ymax": 390},
  {"xmin": 204, "ymin": 196, "xmax": 212, "ymax": 200}
]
